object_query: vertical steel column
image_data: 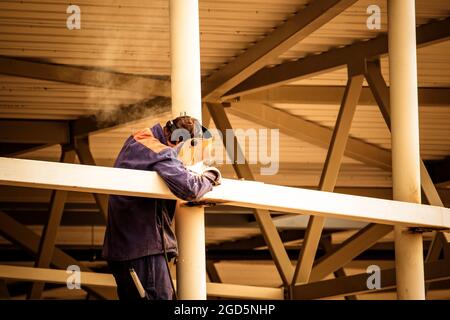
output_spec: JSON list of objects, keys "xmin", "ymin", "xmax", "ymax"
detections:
[
  {"xmin": 170, "ymin": 0, "xmax": 206, "ymax": 300},
  {"xmin": 388, "ymin": 0, "xmax": 425, "ymax": 300}
]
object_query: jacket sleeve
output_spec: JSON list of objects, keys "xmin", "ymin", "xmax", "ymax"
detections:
[{"xmin": 152, "ymin": 148, "xmax": 213, "ymax": 201}]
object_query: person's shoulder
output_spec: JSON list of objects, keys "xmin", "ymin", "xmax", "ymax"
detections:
[{"xmin": 133, "ymin": 128, "xmax": 170, "ymax": 154}]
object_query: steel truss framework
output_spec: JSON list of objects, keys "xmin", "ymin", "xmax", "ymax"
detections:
[{"xmin": 0, "ymin": 0, "xmax": 449, "ymax": 300}]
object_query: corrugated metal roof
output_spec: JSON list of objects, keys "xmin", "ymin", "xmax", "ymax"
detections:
[
  {"xmin": 292, "ymin": 41, "xmax": 450, "ymax": 87},
  {"xmin": 0, "ymin": 0, "xmax": 308, "ymax": 75}
]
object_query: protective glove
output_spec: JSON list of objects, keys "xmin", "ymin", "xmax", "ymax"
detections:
[{"xmin": 201, "ymin": 166, "xmax": 222, "ymax": 186}]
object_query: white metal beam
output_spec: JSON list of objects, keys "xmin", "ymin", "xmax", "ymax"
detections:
[
  {"xmin": 206, "ymin": 282, "xmax": 284, "ymax": 300},
  {"xmin": 1, "ymin": 157, "xmax": 449, "ymax": 229},
  {"xmin": 170, "ymin": 0, "xmax": 206, "ymax": 300}
]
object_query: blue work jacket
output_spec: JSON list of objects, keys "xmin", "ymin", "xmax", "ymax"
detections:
[{"xmin": 102, "ymin": 123, "xmax": 213, "ymax": 261}]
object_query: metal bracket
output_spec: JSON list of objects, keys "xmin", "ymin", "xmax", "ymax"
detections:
[
  {"xmin": 408, "ymin": 227, "xmax": 435, "ymax": 234},
  {"xmin": 182, "ymin": 200, "xmax": 219, "ymax": 208}
]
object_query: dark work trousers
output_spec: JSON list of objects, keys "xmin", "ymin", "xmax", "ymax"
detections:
[{"xmin": 108, "ymin": 254, "xmax": 174, "ymax": 300}]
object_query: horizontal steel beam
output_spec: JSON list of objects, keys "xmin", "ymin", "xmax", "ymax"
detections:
[
  {"xmin": 2, "ymin": 187, "xmax": 449, "ymax": 207},
  {"xmin": 237, "ymin": 86, "xmax": 450, "ymax": 106},
  {"xmin": 0, "ymin": 265, "xmax": 284, "ymax": 300},
  {"xmin": 1, "ymin": 157, "xmax": 449, "ymax": 229},
  {"xmin": 0, "ymin": 143, "xmax": 47, "ymax": 157},
  {"xmin": 0, "ymin": 120, "xmax": 69, "ymax": 144},
  {"xmin": 0, "ymin": 56, "xmax": 170, "ymax": 97},
  {"xmin": 1, "ymin": 208, "xmax": 253, "ymax": 227},
  {"xmin": 0, "ymin": 101, "xmax": 170, "ymax": 151},
  {"xmin": 292, "ymin": 259, "xmax": 450, "ymax": 299},
  {"xmin": 225, "ymin": 17, "xmax": 450, "ymax": 98}
]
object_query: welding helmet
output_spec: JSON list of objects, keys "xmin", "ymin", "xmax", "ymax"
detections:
[{"xmin": 165, "ymin": 116, "xmax": 213, "ymax": 166}]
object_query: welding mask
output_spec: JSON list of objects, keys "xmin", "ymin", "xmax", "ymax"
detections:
[
  {"xmin": 165, "ymin": 116, "xmax": 214, "ymax": 167},
  {"xmin": 176, "ymin": 127, "xmax": 214, "ymax": 167}
]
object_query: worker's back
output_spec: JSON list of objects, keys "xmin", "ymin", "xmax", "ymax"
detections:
[{"xmin": 103, "ymin": 125, "xmax": 177, "ymax": 261}]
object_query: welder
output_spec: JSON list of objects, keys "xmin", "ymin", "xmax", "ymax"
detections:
[{"xmin": 102, "ymin": 115, "xmax": 221, "ymax": 300}]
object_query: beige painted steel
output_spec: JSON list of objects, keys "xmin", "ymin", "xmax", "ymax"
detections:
[
  {"xmin": 0, "ymin": 265, "xmax": 284, "ymax": 300},
  {"xmin": 364, "ymin": 59, "xmax": 446, "ymax": 280},
  {"xmin": 365, "ymin": 61, "xmax": 444, "ymax": 208},
  {"xmin": 201, "ymin": 0, "xmax": 357, "ymax": 101},
  {"xmin": 0, "ymin": 210, "xmax": 116, "ymax": 299},
  {"xmin": 0, "ymin": 265, "xmax": 117, "ymax": 288},
  {"xmin": 228, "ymin": 102, "xmax": 392, "ymax": 170},
  {"xmin": 170, "ymin": 0, "xmax": 206, "ymax": 300},
  {"xmin": 310, "ymin": 224, "xmax": 393, "ymax": 282},
  {"xmin": 293, "ymin": 259, "xmax": 450, "ymax": 300},
  {"xmin": 299, "ymin": 58, "xmax": 447, "ymax": 289},
  {"xmin": 29, "ymin": 147, "xmax": 76, "ymax": 299},
  {"xmin": 237, "ymin": 86, "xmax": 450, "ymax": 106},
  {"xmin": 205, "ymin": 282, "xmax": 284, "ymax": 300},
  {"xmin": 225, "ymin": 17, "xmax": 450, "ymax": 98},
  {"xmin": 319, "ymin": 75, "xmax": 364, "ymax": 191},
  {"xmin": 388, "ymin": 0, "xmax": 425, "ymax": 300},
  {"xmin": 170, "ymin": 0, "xmax": 202, "ymax": 120},
  {"xmin": 1, "ymin": 157, "xmax": 449, "ymax": 229},
  {"xmin": 0, "ymin": 120, "xmax": 70, "ymax": 144},
  {"xmin": 1, "ymin": 90, "xmax": 447, "ymax": 190},
  {"xmin": 75, "ymin": 137, "xmax": 109, "ymax": 219},
  {"xmin": 320, "ymin": 236, "xmax": 356, "ymax": 300},
  {"xmin": 0, "ymin": 56, "xmax": 170, "ymax": 97},
  {"xmin": 175, "ymin": 202, "xmax": 207, "ymax": 300},
  {"xmin": 293, "ymin": 72, "xmax": 364, "ymax": 285},
  {"xmin": 207, "ymin": 103, "xmax": 294, "ymax": 286}
]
